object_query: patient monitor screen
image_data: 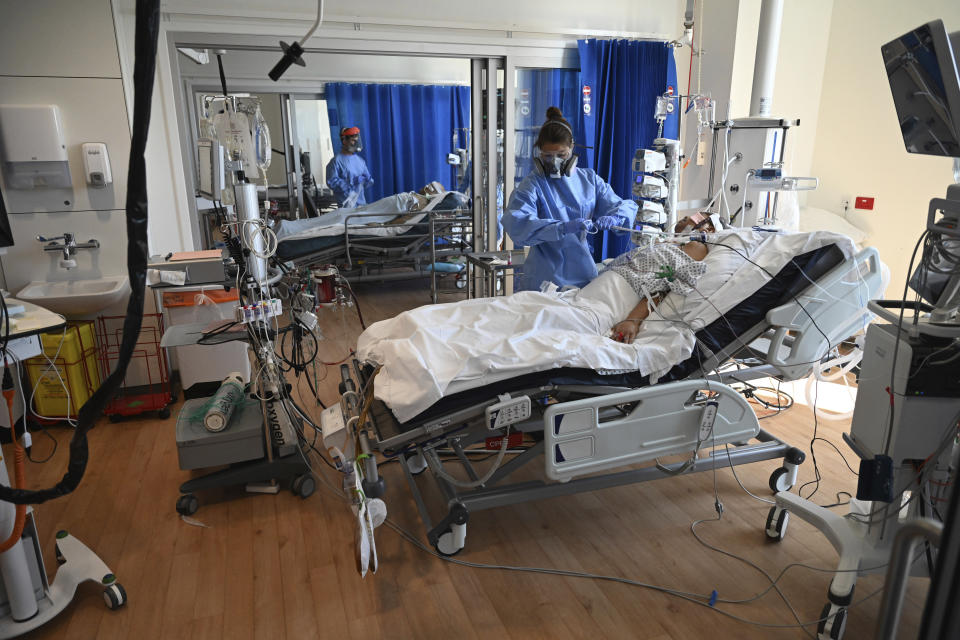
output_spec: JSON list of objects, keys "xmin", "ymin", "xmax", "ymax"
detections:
[{"xmin": 883, "ymin": 21, "xmax": 960, "ymax": 157}]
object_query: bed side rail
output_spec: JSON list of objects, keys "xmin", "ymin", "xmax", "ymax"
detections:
[
  {"xmin": 543, "ymin": 380, "xmax": 760, "ymax": 482},
  {"xmin": 764, "ymin": 247, "xmax": 885, "ymax": 380}
]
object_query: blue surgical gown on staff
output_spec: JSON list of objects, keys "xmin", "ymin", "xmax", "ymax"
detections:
[
  {"xmin": 503, "ymin": 168, "xmax": 638, "ymax": 291},
  {"xmin": 326, "ymin": 153, "xmax": 372, "ymax": 207}
]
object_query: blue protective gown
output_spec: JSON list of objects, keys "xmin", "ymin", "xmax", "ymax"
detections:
[
  {"xmin": 503, "ymin": 168, "xmax": 638, "ymax": 291},
  {"xmin": 326, "ymin": 153, "xmax": 373, "ymax": 207}
]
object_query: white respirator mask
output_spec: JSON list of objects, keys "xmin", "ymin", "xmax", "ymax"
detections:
[{"xmin": 534, "ymin": 149, "xmax": 578, "ymax": 178}]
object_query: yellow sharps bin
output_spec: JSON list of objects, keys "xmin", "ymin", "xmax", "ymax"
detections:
[{"xmin": 25, "ymin": 322, "xmax": 100, "ymax": 419}]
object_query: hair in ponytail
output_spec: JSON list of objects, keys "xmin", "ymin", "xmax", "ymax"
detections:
[{"xmin": 535, "ymin": 106, "xmax": 574, "ymax": 148}]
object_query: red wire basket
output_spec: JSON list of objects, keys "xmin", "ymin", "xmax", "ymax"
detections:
[{"xmin": 96, "ymin": 313, "xmax": 174, "ymax": 420}]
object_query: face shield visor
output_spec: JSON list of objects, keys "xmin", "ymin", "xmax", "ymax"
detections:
[{"xmin": 341, "ymin": 128, "xmax": 363, "ymax": 153}]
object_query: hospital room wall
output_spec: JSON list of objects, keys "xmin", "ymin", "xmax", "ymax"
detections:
[
  {"xmin": 110, "ymin": 0, "xmax": 684, "ymax": 253},
  {"xmin": 158, "ymin": 0, "xmax": 681, "ymax": 39},
  {"xmin": 806, "ymin": 0, "xmax": 960, "ymax": 295},
  {"xmin": 180, "ymin": 50, "xmax": 473, "ymax": 87},
  {"xmin": 0, "ymin": 0, "xmax": 141, "ymax": 311},
  {"xmin": 677, "ymin": 0, "xmax": 834, "ymax": 206}
]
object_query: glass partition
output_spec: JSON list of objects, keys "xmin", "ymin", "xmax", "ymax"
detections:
[{"xmin": 514, "ymin": 68, "xmax": 582, "ymax": 183}]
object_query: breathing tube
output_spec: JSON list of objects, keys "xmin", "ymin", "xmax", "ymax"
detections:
[{"xmin": 0, "ymin": 0, "xmax": 160, "ymax": 505}]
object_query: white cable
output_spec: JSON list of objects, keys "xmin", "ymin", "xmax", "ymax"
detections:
[
  {"xmin": 423, "ymin": 427, "xmax": 512, "ymax": 489},
  {"xmin": 804, "ymin": 344, "xmax": 863, "ymax": 422},
  {"xmin": 27, "ymin": 321, "xmax": 78, "ymax": 427},
  {"xmin": 298, "ymin": 0, "xmax": 325, "ymax": 45},
  {"xmin": 241, "ymin": 219, "xmax": 278, "ymax": 259}
]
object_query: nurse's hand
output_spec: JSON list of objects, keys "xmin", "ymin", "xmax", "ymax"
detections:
[
  {"xmin": 611, "ymin": 318, "xmax": 641, "ymax": 343},
  {"xmin": 561, "ymin": 219, "xmax": 590, "ymax": 235},
  {"xmin": 595, "ymin": 215, "xmax": 622, "ymax": 230}
]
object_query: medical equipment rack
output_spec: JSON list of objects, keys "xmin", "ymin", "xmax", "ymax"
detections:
[
  {"xmin": 96, "ymin": 313, "xmax": 175, "ymax": 420},
  {"xmin": 160, "ymin": 325, "xmax": 314, "ymax": 516}
]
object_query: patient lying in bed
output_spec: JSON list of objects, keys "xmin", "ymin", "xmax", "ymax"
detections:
[
  {"xmin": 274, "ymin": 184, "xmax": 469, "ymax": 243},
  {"xmin": 608, "ymin": 213, "xmax": 717, "ymax": 343},
  {"xmin": 357, "ymin": 226, "xmax": 857, "ymax": 422},
  {"xmin": 608, "ymin": 241, "xmax": 708, "ymax": 343}
]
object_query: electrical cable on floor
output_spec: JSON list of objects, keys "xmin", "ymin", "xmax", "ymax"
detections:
[
  {"xmin": 703, "ymin": 241, "xmax": 861, "ymax": 509},
  {"xmin": 302, "ymin": 440, "xmax": 899, "ymax": 635}
]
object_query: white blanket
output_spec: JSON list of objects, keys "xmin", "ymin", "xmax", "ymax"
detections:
[
  {"xmin": 276, "ymin": 191, "xmax": 468, "ymax": 242},
  {"xmin": 357, "ymin": 230, "xmax": 856, "ymax": 422},
  {"xmin": 275, "ymin": 193, "xmax": 425, "ymax": 242}
]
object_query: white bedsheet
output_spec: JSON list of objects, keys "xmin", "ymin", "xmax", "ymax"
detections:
[
  {"xmin": 357, "ymin": 229, "xmax": 857, "ymax": 422},
  {"xmin": 276, "ymin": 192, "xmax": 433, "ymax": 242}
]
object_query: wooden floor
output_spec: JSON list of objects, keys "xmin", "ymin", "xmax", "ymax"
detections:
[{"xmin": 10, "ymin": 279, "xmax": 930, "ymax": 639}]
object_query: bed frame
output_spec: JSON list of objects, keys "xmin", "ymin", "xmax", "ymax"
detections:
[
  {"xmin": 280, "ymin": 205, "xmax": 474, "ymax": 303},
  {"xmin": 337, "ymin": 246, "xmax": 885, "ymax": 555}
]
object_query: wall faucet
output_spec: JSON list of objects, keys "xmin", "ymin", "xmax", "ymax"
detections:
[{"xmin": 37, "ymin": 233, "xmax": 101, "ymax": 267}]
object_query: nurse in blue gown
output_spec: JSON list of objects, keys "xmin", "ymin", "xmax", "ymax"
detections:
[
  {"xmin": 502, "ymin": 107, "xmax": 638, "ymax": 291},
  {"xmin": 326, "ymin": 126, "xmax": 374, "ymax": 208}
]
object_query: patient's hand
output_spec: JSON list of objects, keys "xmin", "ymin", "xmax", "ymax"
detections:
[{"xmin": 611, "ymin": 319, "xmax": 641, "ymax": 343}]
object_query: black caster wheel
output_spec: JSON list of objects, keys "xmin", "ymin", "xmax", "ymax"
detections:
[
  {"xmin": 765, "ymin": 506, "xmax": 789, "ymax": 541},
  {"xmin": 292, "ymin": 474, "xmax": 316, "ymax": 499},
  {"xmin": 769, "ymin": 466, "xmax": 792, "ymax": 493},
  {"xmin": 103, "ymin": 583, "xmax": 127, "ymax": 610},
  {"xmin": 176, "ymin": 494, "xmax": 199, "ymax": 516},
  {"xmin": 817, "ymin": 603, "xmax": 847, "ymax": 640},
  {"xmin": 158, "ymin": 407, "xmax": 171, "ymax": 420},
  {"xmin": 55, "ymin": 543, "xmax": 65, "ymax": 565}
]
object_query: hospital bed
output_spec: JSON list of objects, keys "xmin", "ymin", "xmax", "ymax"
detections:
[
  {"xmin": 275, "ymin": 191, "xmax": 473, "ymax": 302},
  {"xmin": 335, "ymin": 231, "xmax": 887, "ymax": 555}
]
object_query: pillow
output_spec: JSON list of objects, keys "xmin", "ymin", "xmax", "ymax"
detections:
[
  {"xmin": 798, "ymin": 206, "xmax": 868, "ymax": 244},
  {"xmin": 666, "ymin": 236, "xmax": 750, "ymax": 321}
]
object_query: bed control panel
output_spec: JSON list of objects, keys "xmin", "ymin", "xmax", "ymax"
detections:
[{"xmin": 485, "ymin": 394, "xmax": 532, "ymax": 430}]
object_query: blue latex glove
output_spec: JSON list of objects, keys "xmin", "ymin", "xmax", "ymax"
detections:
[
  {"xmin": 595, "ymin": 215, "xmax": 623, "ymax": 230},
  {"xmin": 561, "ymin": 219, "xmax": 590, "ymax": 235}
]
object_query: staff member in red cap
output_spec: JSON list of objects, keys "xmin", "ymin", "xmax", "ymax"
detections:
[{"xmin": 325, "ymin": 126, "xmax": 374, "ymax": 208}]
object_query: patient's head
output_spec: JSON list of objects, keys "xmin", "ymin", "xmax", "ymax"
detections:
[
  {"xmin": 421, "ymin": 182, "xmax": 446, "ymax": 197},
  {"xmin": 675, "ymin": 212, "xmax": 717, "ymax": 234}
]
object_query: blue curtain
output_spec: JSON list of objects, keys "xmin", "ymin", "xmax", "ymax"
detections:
[
  {"xmin": 325, "ymin": 83, "xmax": 470, "ymax": 201},
  {"xmin": 515, "ymin": 69, "xmax": 582, "ymax": 182},
  {"xmin": 576, "ymin": 39, "xmax": 678, "ymax": 260}
]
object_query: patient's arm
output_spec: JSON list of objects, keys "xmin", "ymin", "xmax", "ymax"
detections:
[
  {"xmin": 611, "ymin": 293, "xmax": 664, "ymax": 343},
  {"xmin": 610, "ymin": 241, "xmax": 708, "ymax": 344}
]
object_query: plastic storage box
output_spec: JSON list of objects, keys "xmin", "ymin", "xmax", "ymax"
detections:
[
  {"xmin": 26, "ymin": 322, "xmax": 100, "ymax": 419},
  {"xmin": 162, "ymin": 288, "xmax": 250, "ymax": 393},
  {"xmin": 176, "ymin": 397, "xmax": 265, "ymax": 470}
]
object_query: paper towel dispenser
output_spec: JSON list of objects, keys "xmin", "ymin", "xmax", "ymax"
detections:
[{"xmin": 0, "ymin": 104, "xmax": 72, "ymax": 189}]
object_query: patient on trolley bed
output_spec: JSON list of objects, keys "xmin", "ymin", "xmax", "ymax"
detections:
[
  {"xmin": 274, "ymin": 182, "xmax": 468, "ymax": 243},
  {"xmin": 608, "ymin": 214, "xmax": 715, "ymax": 343}
]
